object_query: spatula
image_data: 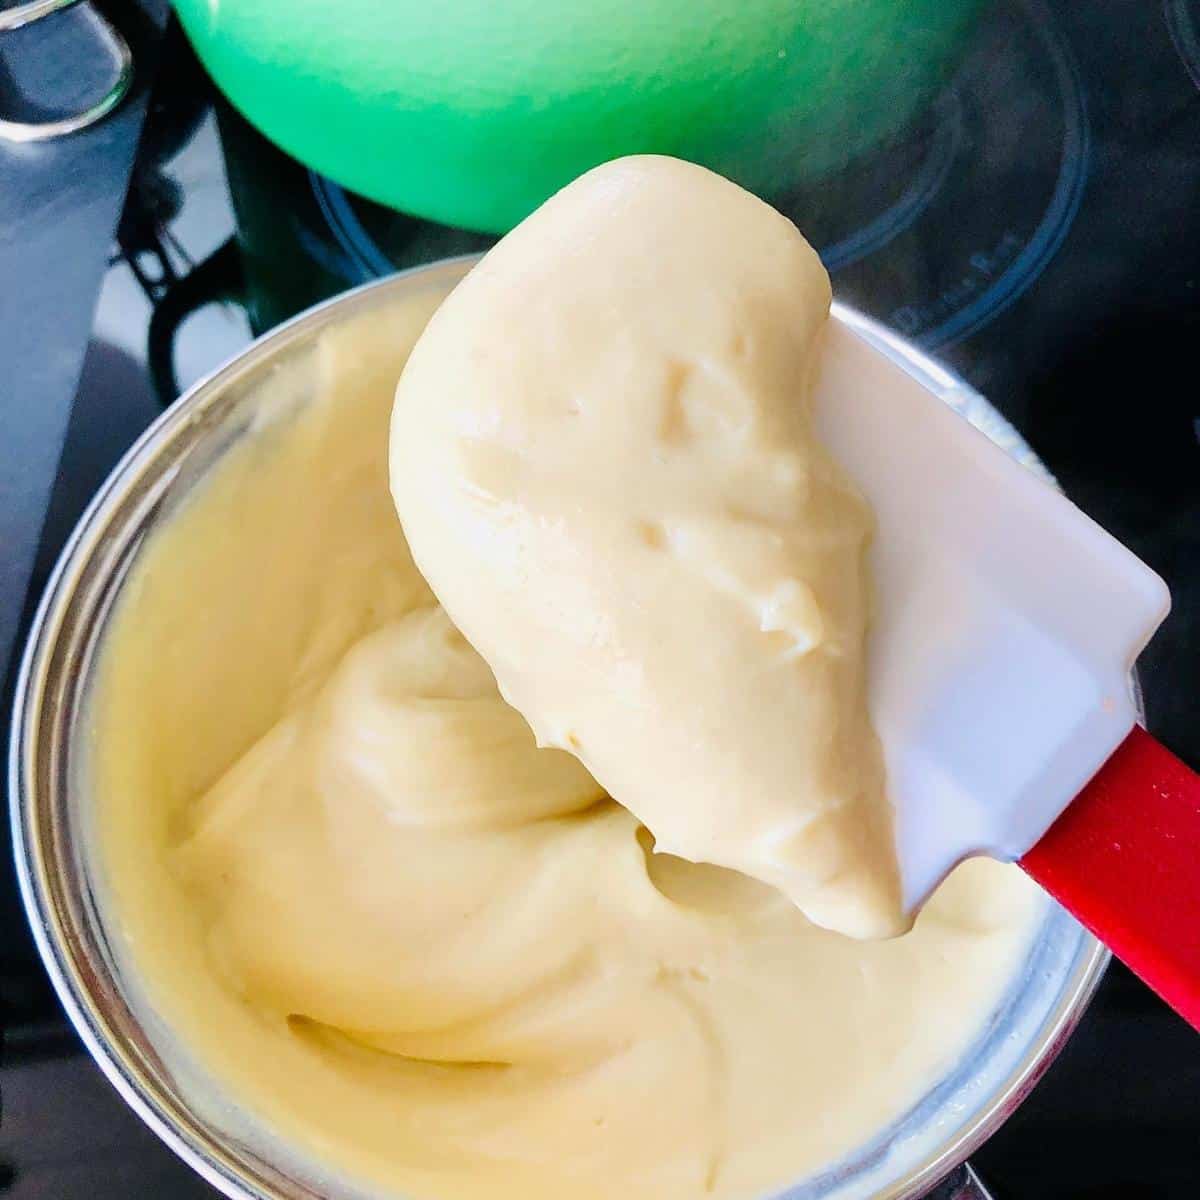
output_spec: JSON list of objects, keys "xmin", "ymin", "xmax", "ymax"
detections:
[{"xmin": 817, "ymin": 304, "xmax": 1200, "ymax": 1030}]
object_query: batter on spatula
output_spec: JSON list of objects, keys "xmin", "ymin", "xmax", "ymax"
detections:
[{"xmin": 393, "ymin": 155, "xmax": 900, "ymax": 938}]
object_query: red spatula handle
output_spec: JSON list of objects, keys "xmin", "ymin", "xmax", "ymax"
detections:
[{"xmin": 1020, "ymin": 725, "xmax": 1200, "ymax": 1031}]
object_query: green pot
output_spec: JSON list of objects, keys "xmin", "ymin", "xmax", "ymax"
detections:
[{"xmin": 176, "ymin": 0, "xmax": 985, "ymax": 234}]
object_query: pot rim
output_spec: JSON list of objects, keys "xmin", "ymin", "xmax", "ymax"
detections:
[{"xmin": 8, "ymin": 257, "xmax": 1111, "ymax": 1200}]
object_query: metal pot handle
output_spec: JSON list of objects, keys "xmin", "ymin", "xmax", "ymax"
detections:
[
  {"xmin": 0, "ymin": 0, "xmax": 133, "ymax": 143},
  {"xmin": 926, "ymin": 1163, "xmax": 996, "ymax": 1200}
]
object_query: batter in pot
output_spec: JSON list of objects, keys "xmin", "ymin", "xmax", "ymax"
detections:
[{"xmin": 92, "ymin": 163, "xmax": 1044, "ymax": 1200}]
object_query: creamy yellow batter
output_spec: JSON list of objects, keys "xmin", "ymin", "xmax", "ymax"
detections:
[
  {"xmin": 393, "ymin": 157, "xmax": 899, "ymax": 939},
  {"xmin": 93, "ymin": 277, "xmax": 1044, "ymax": 1200}
]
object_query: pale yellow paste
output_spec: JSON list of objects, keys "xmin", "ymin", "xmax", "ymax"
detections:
[
  {"xmin": 393, "ymin": 157, "xmax": 900, "ymax": 938},
  {"xmin": 93, "ymin": 274, "xmax": 1043, "ymax": 1200}
]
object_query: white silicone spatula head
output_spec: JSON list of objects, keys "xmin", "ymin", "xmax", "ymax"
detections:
[
  {"xmin": 815, "ymin": 308, "xmax": 1171, "ymax": 915},
  {"xmin": 392, "ymin": 154, "xmax": 1196, "ymax": 1026}
]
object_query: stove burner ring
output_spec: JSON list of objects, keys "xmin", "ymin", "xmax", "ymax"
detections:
[
  {"xmin": 1164, "ymin": 0, "xmax": 1200, "ymax": 90},
  {"xmin": 818, "ymin": 89, "xmax": 964, "ymax": 275},
  {"xmin": 917, "ymin": 0, "xmax": 1091, "ymax": 349}
]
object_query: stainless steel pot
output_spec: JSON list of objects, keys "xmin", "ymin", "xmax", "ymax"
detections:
[{"xmin": 9, "ymin": 258, "xmax": 1109, "ymax": 1200}]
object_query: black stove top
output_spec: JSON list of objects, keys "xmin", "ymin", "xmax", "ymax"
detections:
[{"xmin": 3, "ymin": 5, "xmax": 1199, "ymax": 1196}]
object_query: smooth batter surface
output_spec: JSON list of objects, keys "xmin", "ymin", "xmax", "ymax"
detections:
[
  {"xmin": 94, "ymin": 282, "xmax": 1044, "ymax": 1200},
  {"xmin": 393, "ymin": 157, "xmax": 900, "ymax": 939}
]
